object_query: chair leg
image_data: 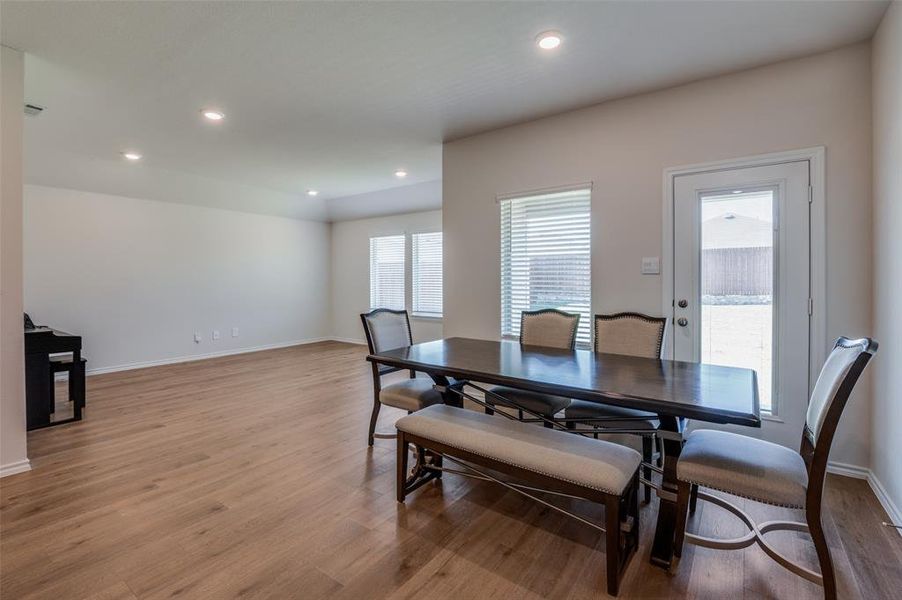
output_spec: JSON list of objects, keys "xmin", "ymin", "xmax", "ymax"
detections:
[
  {"xmin": 605, "ymin": 495, "xmax": 622, "ymax": 597},
  {"xmin": 518, "ymin": 409, "xmax": 523, "ymax": 420},
  {"xmin": 396, "ymin": 432, "xmax": 409, "ymax": 503},
  {"xmin": 689, "ymin": 483, "xmax": 699, "ymax": 515},
  {"xmin": 368, "ymin": 395, "xmax": 382, "ymax": 446},
  {"xmin": 673, "ymin": 480, "xmax": 692, "ymax": 559},
  {"xmin": 484, "ymin": 405, "xmax": 495, "ymax": 416},
  {"xmin": 543, "ymin": 416, "xmax": 554, "ymax": 429},
  {"xmin": 808, "ymin": 510, "xmax": 837, "ymax": 600},
  {"xmin": 641, "ymin": 435, "xmax": 653, "ymax": 503}
]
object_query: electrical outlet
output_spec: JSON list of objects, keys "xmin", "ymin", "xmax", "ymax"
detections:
[
  {"xmin": 194, "ymin": 331, "xmax": 202, "ymax": 343},
  {"xmin": 231, "ymin": 327, "xmax": 239, "ymax": 338},
  {"xmin": 212, "ymin": 330, "xmax": 220, "ymax": 340}
]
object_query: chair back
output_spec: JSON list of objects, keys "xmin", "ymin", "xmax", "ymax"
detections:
[
  {"xmin": 360, "ymin": 309, "xmax": 413, "ymax": 355},
  {"xmin": 519, "ymin": 309, "xmax": 580, "ymax": 350},
  {"xmin": 804, "ymin": 337, "xmax": 877, "ymax": 450},
  {"xmin": 801, "ymin": 337, "xmax": 877, "ymax": 510},
  {"xmin": 594, "ymin": 313, "xmax": 667, "ymax": 358}
]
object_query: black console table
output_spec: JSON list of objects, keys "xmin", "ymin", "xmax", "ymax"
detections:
[{"xmin": 25, "ymin": 326, "xmax": 85, "ymax": 430}]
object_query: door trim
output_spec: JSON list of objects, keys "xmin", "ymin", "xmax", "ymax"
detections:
[{"xmin": 661, "ymin": 147, "xmax": 826, "ymax": 399}]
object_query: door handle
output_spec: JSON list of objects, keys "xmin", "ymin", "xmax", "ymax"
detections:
[{"xmin": 677, "ymin": 318, "xmax": 688, "ymax": 327}]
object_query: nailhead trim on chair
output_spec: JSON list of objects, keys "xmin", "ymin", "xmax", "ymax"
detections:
[{"xmin": 676, "ymin": 477, "xmax": 805, "ymax": 509}]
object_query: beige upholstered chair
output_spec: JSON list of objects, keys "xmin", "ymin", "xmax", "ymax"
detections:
[
  {"xmin": 484, "ymin": 309, "xmax": 580, "ymax": 427},
  {"xmin": 561, "ymin": 312, "xmax": 667, "ymax": 502},
  {"xmin": 360, "ymin": 309, "xmax": 442, "ymax": 445},
  {"xmin": 673, "ymin": 337, "xmax": 878, "ymax": 600}
]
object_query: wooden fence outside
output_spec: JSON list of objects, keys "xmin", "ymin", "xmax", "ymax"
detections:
[{"xmin": 702, "ymin": 246, "xmax": 772, "ymax": 297}]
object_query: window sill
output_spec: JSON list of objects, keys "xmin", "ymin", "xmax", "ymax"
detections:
[
  {"xmin": 760, "ymin": 412, "xmax": 782, "ymax": 423},
  {"xmin": 411, "ymin": 313, "xmax": 443, "ymax": 322}
]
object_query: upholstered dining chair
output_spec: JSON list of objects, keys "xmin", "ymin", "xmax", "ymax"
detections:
[
  {"xmin": 484, "ymin": 308, "xmax": 580, "ymax": 428},
  {"xmin": 560, "ymin": 312, "xmax": 667, "ymax": 502},
  {"xmin": 360, "ymin": 308, "xmax": 443, "ymax": 445},
  {"xmin": 672, "ymin": 337, "xmax": 878, "ymax": 600}
]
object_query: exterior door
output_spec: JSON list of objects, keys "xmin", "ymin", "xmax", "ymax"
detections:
[{"xmin": 671, "ymin": 161, "xmax": 810, "ymax": 448}]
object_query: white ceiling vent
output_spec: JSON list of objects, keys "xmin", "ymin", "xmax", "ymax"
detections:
[{"xmin": 24, "ymin": 104, "xmax": 44, "ymax": 117}]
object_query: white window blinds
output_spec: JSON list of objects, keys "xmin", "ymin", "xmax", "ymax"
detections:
[
  {"xmin": 369, "ymin": 235, "xmax": 405, "ymax": 310},
  {"xmin": 500, "ymin": 188, "xmax": 592, "ymax": 346},
  {"xmin": 412, "ymin": 232, "xmax": 443, "ymax": 317}
]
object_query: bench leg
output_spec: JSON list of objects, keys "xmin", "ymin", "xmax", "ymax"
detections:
[
  {"xmin": 605, "ymin": 495, "xmax": 622, "ymax": 597},
  {"xmin": 397, "ymin": 432, "xmax": 409, "ymax": 502},
  {"xmin": 432, "ymin": 452, "xmax": 443, "ymax": 479}
]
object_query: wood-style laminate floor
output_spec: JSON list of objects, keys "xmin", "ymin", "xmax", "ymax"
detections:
[{"xmin": 2, "ymin": 342, "xmax": 900, "ymax": 599}]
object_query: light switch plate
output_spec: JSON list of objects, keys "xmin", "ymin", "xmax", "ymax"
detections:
[{"xmin": 641, "ymin": 256, "xmax": 660, "ymax": 275}]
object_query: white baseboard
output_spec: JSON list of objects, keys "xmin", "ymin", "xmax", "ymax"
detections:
[
  {"xmin": 0, "ymin": 459, "xmax": 32, "ymax": 478},
  {"xmin": 49, "ymin": 336, "xmax": 369, "ymax": 380},
  {"xmin": 826, "ymin": 460, "xmax": 870, "ymax": 479},
  {"xmin": 867, "ymin": 470, "xmax": 902, "ymax": 537},
  {"xmin": 828, "ymin": 461, "xmax": 902, "ymax": 537},
  {"xmin": 330, "ymin": 337, "xmax": 367, "ymax": 345},
  {"xmin": 85, "ymin": 336, "xmax": 334, "ymax": 377}
]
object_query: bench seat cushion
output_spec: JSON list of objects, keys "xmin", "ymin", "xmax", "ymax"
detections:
[
  {"xmin": 677, "ymin": 429, "xmax": 808, "ymax": 508},
  {"xmin": 396, "ymin": 405, "xmax": 641, "ymax": 495}
]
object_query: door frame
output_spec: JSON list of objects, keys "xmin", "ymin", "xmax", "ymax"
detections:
[{"xmin": 661, "ymin": 147, "xmax": 826, "ymax": 415}]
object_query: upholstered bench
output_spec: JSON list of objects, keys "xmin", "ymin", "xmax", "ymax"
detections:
[{"xmin": 395, "ymin": 404, "xmax": 642, "ymax": 596}]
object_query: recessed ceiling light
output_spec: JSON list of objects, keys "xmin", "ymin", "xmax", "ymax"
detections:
[
  {"xmin": 731, "ymin": 189, "xmax": 743, "ymax": 194},
  {"xmin": 122, "ymin": 152, "xmax": 142, "ymax": 161},
  {"xmin": 202, "ymin": 109, "xmax": 225, "ymax": 121},
  {"xmin": 536, "ymin": 31, "xmax": 562, "ymax": 50},
  {"xmin": 307, "ymin": 189, "xmax": 319, "ymax": 197},
  {"xmin": 394, "ymin": 169, "xmax": 408, "ymax": 178}
]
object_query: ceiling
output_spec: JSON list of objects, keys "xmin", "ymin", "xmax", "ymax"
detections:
[{"xmin": 1, "ymin": 1, "xmax": 889, "ymax": 221}]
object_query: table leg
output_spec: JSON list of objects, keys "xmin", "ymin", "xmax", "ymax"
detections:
[
  {"xmin": 25, "ymin": 352, "xmax": 52, "ymax": 430},
  {"xmin": 650, "ymin": 415, "xmax": 685, "ymax": 569},
  {"xmin": 72, "ymin": 350, "xmax": 85, "ymax": 420},
  {"xmin": 430, "ymin": 374, "xmax": 464, "ymax": 408}
]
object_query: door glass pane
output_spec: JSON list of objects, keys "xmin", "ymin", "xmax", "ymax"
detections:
[{"xmin": 700, "ymin": 189, "xmax": 774, "ymax": 411}]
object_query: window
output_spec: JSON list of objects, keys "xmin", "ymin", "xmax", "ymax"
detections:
[
  {"xmin": 500, "ymin": 187, "xmax": 591, "ymax": 346},
  {"xmin": 369, "ymin": 231, "xmax": 443, "ymax": 317},
  {"xmin": 369, "ymin": 235, "xmax": 405, "ymax": 310},
  {"xmin": 412, "ymin": 232, "xmax": 443, "ymax": 317}
]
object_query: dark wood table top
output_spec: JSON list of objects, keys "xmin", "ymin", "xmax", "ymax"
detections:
[{"xmin": 368, "ymin": 337, "xmax": 760, "ymax": 427}]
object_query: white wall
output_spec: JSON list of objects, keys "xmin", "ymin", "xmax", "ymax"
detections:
[
  {"xmin": 1, "ymin": 46, "xmax": 30, "ymax": 477},
  {"xmin": 871, "ymin": 1, "xmax": 902, "ymax": 525},
  {"xmin": 443, "ymin": 43, "xmax": 873, "ymax": 467},
  {"xmin": 331, "ymin": 210, "xmax": 443, "ymax": 345},
  {"xmin": 24, "ymin": 185, "xmax": 331, "ymax": 372}
]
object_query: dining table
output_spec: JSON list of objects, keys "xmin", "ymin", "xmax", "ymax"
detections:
[{"xmin": 367, "ymin": 336, "xmax": 760, "ymax": 569}]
